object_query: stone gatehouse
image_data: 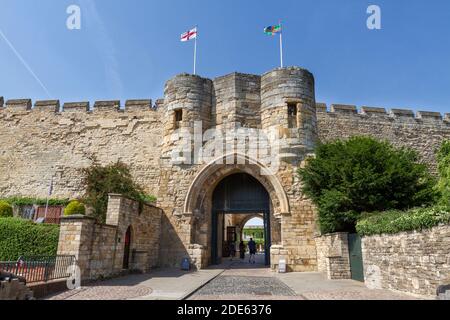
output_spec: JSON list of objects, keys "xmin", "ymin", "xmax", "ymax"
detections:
[{"xmin": 1, "ymin": 66, "xmax": 450, "ymax": 272}]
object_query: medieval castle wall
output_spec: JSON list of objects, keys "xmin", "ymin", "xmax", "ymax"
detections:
[
  {"xmin": 1, "ymin": 66, "xmax": 449, "ymax": 270},
  {"xmin": 317, "ymin": 104, "xmax": 450, "ymax": 173}
]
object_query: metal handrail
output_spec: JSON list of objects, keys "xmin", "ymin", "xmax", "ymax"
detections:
[{"xmin": 0, "ymin": 255, "xmax": 76, "ymax": 284}]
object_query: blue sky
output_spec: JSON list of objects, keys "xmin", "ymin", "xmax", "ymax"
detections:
[{"xmin": 0, "ymin": 0, "xmax": 449, "ymax": 113}]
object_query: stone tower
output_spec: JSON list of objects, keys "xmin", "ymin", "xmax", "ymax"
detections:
[
  {"xmin": 162, "ymin": 73, "xmax": 213, "ymax": 163},
  {"xmin": 261, "ymin": 67, "xmax": 318, "ymax": 164}
]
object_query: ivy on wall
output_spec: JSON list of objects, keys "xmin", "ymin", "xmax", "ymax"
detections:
[
  {"xmin": 1, "ymin": 197, "xmax": 70, "ymax": 207},
  {"xmin": 356, "ymin": 206, "xmax": 450, "ymax": 236}
]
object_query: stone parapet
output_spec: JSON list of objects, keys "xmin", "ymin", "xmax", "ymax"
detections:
[{"xmin": 316, "ymin": 103, "xmax": 450, "ymax": 174}]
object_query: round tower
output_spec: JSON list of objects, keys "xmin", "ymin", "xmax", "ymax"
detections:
[
  {"xmin": 261, "ymin": 67, "xmax": 317, "ymax": 163},
  {"xmin": 162, "ymin": 74, "xmax": 213, "ymax": 163}
]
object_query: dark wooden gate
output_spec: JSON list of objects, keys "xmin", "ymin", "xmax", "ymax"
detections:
[
  {"xmin": 123, "ymin": 227, "xmax": 132, "ymax": 269},
  {"xmin": 348, "ymin": 233, "xmax": 364, "ymax": 282},
  {"xmin": 211, "ymin": 173, "xmax": 271, "ymax": 266}
]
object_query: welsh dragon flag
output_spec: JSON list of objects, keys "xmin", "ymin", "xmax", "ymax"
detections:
[{"xmin": 264, "ymin": 24, "xmax": 282, "ymax": 36}]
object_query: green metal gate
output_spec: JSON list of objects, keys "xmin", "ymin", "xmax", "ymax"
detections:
[{"xmin": 348, "ymin": 234, "xmax": 364, "ymax": 282}]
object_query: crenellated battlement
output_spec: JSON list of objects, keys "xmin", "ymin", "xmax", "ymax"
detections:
[
  {"xmin": 6, "ymin": 99, "xmax": 32, "ymax": 111},
  {"xmin": 317, "ymin": 103, "xmax": 450, "ymax": 124},
  {"xmin": 0, "ymin": 98, "xmax": 158, "ymax": 114}
]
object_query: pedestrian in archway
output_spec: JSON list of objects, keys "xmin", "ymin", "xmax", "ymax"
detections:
[
  {"xmin": 248, "ymin": 238, "xmax": 257, "ymax": 264},
  {"xmin": 229, "ymin": 241, "xmax": 236, "ymax": 261},
  {"xmin": 239, "ymin": 240, "xmax": 246, "ymax": 260}
]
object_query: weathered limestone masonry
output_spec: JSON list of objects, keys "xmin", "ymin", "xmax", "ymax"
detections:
[
  {"xmin": 0, "ymin": 98, "xmax": 162, "ymax": 199},
  {"xmin": 317, "ymin": 104, "xmax": 450, "ymax": 173},
  {"xmin": 2, "ymin": 65, "xmax": 450, "ymax": 272},
  {"xmin": 314, "ymin": 233, "xmax": 351, "ymax": 280},
  {"xmin": 362, "ymin": 225, "xmax": 450, "ymax": 297},
  {"xmin": 57, "ymin": 195, "xmax": 162, "ymax": 281}
]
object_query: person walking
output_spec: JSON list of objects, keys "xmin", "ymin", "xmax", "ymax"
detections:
[
  {"xmin": 229, "ymin": 241, "xmax": 236, "ymax": 261},
  {"xmin": 239, "ymin": 241, "xmax": 246, "ymax": 260},
  {"xmin": 248, "ymin": 238, "xmax": 257, "ymax": 264}
]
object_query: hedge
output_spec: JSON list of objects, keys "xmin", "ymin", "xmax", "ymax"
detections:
[
  {"xmin": 356, "ymin": 206, "xmax": 450, "ymax": 237},
  {"xmin": 1, "ymin": 197, "xmax": 70, "ymax": 207},
  {"xmin": 0, "ymin": 218, "xmax": 60, "ymax": 261}
]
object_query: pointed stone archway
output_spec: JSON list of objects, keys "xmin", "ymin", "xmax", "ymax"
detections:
[
  {"xmin": 183, "ymin": 153, "xmax": 290, "ymax": 267},
  {"xmin": 184, "ymin": 153, "xmax": 290, "ymax": 217}
]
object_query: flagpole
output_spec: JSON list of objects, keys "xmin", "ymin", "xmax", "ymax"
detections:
[
  {"xmin": 194, "ymin": 35, "xmax": 197, "ymax": 75},
  {"xmin": 44, "ymin": 176, "xmax": 53, "ymax": 222},
  {"xmin": 279, "ymin": 21, "xmax": 284, "ymax": 68},
  {"xmin": 193, "ymin": 26, "xmax": 198, "ymax": 75}
]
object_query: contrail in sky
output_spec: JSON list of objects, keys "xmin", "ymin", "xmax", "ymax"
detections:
[{"xmin": 0, "ymin": 28, "xmax": 53, "ymax": 99}]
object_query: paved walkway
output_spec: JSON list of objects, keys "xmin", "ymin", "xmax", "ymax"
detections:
[
  {"xmin": 47, "ymin": 268, "xmax": 224, "ymax": 300},
  {"xmin": 188, "ymin": 255, "xmax": 419, "ymax": 300},
  {"xmin": 46, "ymin": 254, "xmax": 422, "ymax": 300},
  {"xmin": 275, "ymin": 272, "xmax": 419, "ymax": 300}
]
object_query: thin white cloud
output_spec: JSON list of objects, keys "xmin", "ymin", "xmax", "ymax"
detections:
[
  {"xmin": 80, "ymin": 0, "xmax": 123, "ymax": 96},
  {"xmin": 0, "ymin": 28, "xmax": 53, "ymax": 99}
]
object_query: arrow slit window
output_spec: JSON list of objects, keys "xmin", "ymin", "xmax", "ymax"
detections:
[
  {"xmin": 288, "ymin": 103, "xmax": 298, "ymax": 128},
  {"xmin": 174, "ymin": 109, "xmax": 183, "ymax": 128}
]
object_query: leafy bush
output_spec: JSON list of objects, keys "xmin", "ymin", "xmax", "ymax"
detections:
[
  {"xmin": 137, "ymin": 193, "xmax": 157, "ymax": 204},
  {"xmin": 356, "ymin": 206, "xmax": 450, "ymax": 236},
  {"xmin": 437, "ymin": 140, "xmax": 450, "ymax": 206},
  {"xmin": 64, "ymin": 200, "xmax": 86, "ymax": 216},
  {"xmin": 82, "ymin": 161, "xmax": 156, "ymax": 222},
  {"xmin": 0, "ymin": 218, "xmax": 60, "ymax": 260},
  {"xmin": 1, "ymin": 197, "xmax": 70, "ymax": 207},
  {"xmin": 0, "ymin": 201, "xmax": 13, "ymax": 218},
  {"xmin": 299, "ymin": 136, "xmax": 437, "ymax": 234}
]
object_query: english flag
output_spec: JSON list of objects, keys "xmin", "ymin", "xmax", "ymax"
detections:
[{"xmin": 181, "ymin": 27, "xmax": 197, "ymax": 42}]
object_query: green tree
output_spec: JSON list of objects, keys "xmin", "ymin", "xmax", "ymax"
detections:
[
  {"xmin": 82, "ymin": 161, "xmax": 154, "ymax": 222},
  {"xmin": 437, "ymin": 140, "xmax": 450, "ymax": 207},
  {"xmin": 299, "ymin": 136, "xmax": 436, "ymax": 234}
]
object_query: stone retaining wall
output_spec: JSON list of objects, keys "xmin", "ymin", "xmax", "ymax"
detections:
[
  {"xmin": 57, "ymin": 194, "xmax": 162, "ymax": 281},
  {"xmin": 362, "ymin": 224, "xmax": 450, "ymax": 297}
]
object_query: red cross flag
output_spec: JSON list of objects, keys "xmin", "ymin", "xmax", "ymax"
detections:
[
  {"xmin": 180, "ymin": 26, "xmax": 199, "ymax": 75},
  {"xmin": 181, "ymin": 27, "xmax": 197, "ymax": 42}
]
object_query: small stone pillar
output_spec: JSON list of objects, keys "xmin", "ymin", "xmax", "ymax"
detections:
[
  {"xmin": 315, "ymin": 232, "xmax": 351, "ymax": 280},
  {"xmin": 57, "ymin": 215, "xmax": 96, "ymax": 281}
]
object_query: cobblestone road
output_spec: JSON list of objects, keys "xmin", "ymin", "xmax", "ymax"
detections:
[{"xmin": 191, "ymin": 275, "xmax": 297, "ymax": 298}]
